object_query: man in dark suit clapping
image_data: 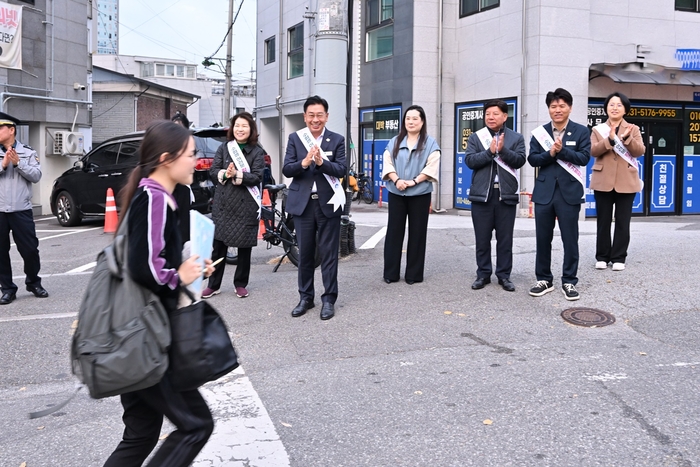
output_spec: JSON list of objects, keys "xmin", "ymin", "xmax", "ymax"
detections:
[
  {"xmin": 527, "ymin": 88, "xmax": 591, "ymax": 301},
  {"xmin": 283, "ymin": 96, "xmax": 347, "ymax": 320},
  {"xmin": 466, "ymin": 100, "xmax": 526, "ymax": 292}
]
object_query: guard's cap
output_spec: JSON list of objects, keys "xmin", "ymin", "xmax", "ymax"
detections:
[{"xmin": 0, "ymin": 112, "xmax": 20, "ymax": 127}]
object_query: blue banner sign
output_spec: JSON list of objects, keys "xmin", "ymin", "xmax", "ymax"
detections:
[{"xmin": 650, "ymin": 156, "xmax": 675, "ymax": 213}]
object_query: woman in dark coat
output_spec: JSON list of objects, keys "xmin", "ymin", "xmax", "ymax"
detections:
[{"xmin": 203, "ymin": 112, "xmax": 265, "ymax": 298}]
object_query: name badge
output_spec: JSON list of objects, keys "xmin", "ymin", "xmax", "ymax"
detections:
[
  {"xmin": 323, "ymin": 151, "xmax": 333, "ymax": 158},
  {"xmin": 565, "ymin": 141, "xmax": 576, "ymax": 146}
]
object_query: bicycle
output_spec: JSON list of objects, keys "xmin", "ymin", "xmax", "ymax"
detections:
[
  {"xmin": 261, "ymin": 183, "xmax": 321, "ymax": 272},
  {"xmin": 350, "ymin": 170, "xmax": 374, "ymax": 204}
]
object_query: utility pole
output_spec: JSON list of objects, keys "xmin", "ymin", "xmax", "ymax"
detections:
[{"xmin": 223, "ymin": 0, "xmax": 234, "ymax": 124}]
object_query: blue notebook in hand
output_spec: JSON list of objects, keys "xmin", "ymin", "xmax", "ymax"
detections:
[{"xmin": 188, "ymin": 210, "xmax": 215, "ymax": 297}]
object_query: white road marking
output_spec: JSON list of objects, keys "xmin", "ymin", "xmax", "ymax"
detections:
[
  {"xmin": 585, "ymin": 373, "xmax": 628, "ymax": 381},
  {"xmin": 193, "ymin": 366, "xmax": 290, "ymax": 467},
  {"xmin": 11, "ymin": 227, "xmax": 101, "ymax": 247},
  {"xmin": 65, "ymin": 262, "xmax": 97, "ymax": 273},
  {"xmin": 11, "ymin": 270, "xmax": 93, "ymax": 281},
  {"xmin": 359, "ymin": 226, "xmax": 387, "ymax": 250},
  {"xmin": 0, "ymin": 312, "xmax": 76, "ymax": 323}
]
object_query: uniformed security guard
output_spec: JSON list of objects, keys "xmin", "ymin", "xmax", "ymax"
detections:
[{"xmin": 0, "ymin": 112, "xmax": 48, "ymax": 305}]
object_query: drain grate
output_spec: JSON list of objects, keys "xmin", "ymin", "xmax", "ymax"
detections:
[{"xmin": 561, "ymin": 308, "xmax": 615, "ymax": 327}]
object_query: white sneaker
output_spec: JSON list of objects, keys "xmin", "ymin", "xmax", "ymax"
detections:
[
  {"xmin": 612, "ymin": 262, "xmax": 625, "ymax": 271},
  {"xmin": 595, "ymin": 261, "xmax": 608, "ymax": 269}
]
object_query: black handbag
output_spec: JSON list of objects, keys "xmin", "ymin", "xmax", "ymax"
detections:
[{"xmin": 168, "ymin": 289, "xmax": 239, "ymax": 392}]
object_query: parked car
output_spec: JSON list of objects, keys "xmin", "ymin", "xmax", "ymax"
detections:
[{"xmin": 50, "ymin": 127, "xmax": 227, "ymax": 227}]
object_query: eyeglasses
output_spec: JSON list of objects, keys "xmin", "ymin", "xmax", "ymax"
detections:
[{"xmin": 305, "ymin": 113, "xmax": 326, "ymax": 119}]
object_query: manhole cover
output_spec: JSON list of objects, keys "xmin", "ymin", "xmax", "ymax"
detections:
[{"xmin": 561, "ymin": 308, "xmax": 615, "ymax": 327}]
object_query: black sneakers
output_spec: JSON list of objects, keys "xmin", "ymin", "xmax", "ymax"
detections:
[
  {"xmin": 528, "ymin": 280, "xmax": 554, "ymax": 297},
  {"xmin": 561, "ymin": 283, "xmax": 580, "ymax": 301}
]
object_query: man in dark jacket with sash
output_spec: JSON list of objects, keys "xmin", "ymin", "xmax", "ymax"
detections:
[
  {"xmin": 527, "ymin": 88, "xmax": 591, "ymax": 301},
  {"xmin": 283, "ymin": 96, "xmax": 347, "ymax": 320},
  {"xmin": 465, "ymin": 100, "xmax": 526, "ymax": 292}
]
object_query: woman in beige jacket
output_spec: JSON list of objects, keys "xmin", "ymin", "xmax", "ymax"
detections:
[{"xmin": 590, "ymin": 92, "xmax": 645, "ymax": 271}]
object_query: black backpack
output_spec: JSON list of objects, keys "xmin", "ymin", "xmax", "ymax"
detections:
[{"xmin": 70, "ymin": 211, "xmax": 171, "ymax": 399}]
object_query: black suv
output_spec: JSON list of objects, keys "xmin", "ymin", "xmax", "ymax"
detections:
[{"xmin": 50, "ymin": 127, "xmax": 227, "ymax": 226}]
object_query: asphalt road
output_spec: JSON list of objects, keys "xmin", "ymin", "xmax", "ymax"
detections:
[{"xmin": 1, "ymin": 206, "xmax": 699, "ymax": 467}]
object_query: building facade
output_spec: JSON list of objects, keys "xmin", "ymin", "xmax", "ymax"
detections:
[
  {"xmin": 1, "ymin": 0, "xmax": 91, "ymax": 215},
  {"xmin": 91, "ymin": 66, "xmax": 197, "ymax": 143},
  {"xmin": 256, "ymin": 0, "xmax": 700, "ymax": 215},
  {"xmin": 95, "ymin": 0, "xmax": 118, "ymax": 55},
  {"xmin": 93, "ymin": 54, "xmax": 255, "ymax": 128}
]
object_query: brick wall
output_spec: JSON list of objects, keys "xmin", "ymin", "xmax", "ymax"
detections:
[{"xmin": 137, "ymin": 96, "xmax": 168, "ymax": 130}]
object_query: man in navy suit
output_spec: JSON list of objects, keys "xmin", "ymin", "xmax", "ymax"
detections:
[
  {"xmin": 466, "ymin": 100, "xmax": 526, "ymax": 292},
  {"xmin": 527, "ymin": 88, "xmax": 591, "ymax": 301},
  {"xmin": 283, "ymin": 96, "xmax": 347, "ymax": 320}
]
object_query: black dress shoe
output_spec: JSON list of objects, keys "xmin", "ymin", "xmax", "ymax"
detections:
[
  {"xmin": 384, "ymin": 278, "xmax": 395, "ymax": 284},
  {"xmin": 0, "ymin": 292, "xmax": 16, "ymax": 305},
  {"xmin": 291, "ymin": 299, "xmax": 314, "ymax": 317},
  {"xmin": 26, "ymin": 285, "xmax": 49, "ymax": 298},
  {"xmin": 320, "ymin": 302, "xmax": 335, "ymax": 320},
  {"xmin": 471, "ymin": 277, "xmax": 491, "ymax": 290},
  {"xmin": 498, "ymin": 278, "xmax": 515, "ymax": 292}
]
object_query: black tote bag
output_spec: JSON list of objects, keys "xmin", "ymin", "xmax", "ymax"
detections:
[{"xmin": 168, "ymin": 290, "xmax": 239, "ymax": 392}]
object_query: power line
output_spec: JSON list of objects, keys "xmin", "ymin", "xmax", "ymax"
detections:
[{"xmin": 203, "ymin": 0, "xmax": 245, "ymax": 64}]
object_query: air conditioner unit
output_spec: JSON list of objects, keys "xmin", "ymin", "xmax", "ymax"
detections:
[{"xmin": 54, "ymin": 131, "xmax": 84, "ymax": 155}]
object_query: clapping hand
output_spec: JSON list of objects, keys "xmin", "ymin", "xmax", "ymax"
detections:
[
  {"xmin": 302, "ymin": 146, "xmax": 318, "ymax": 168},
  {"xmin": 225, "ymin": 162, "xmax": 235, "ymax": 179},
  {"xmin": 2, "ymin": 148, "xmax": 18, "ymax": 168},
  {"xmin": 550, "ymin": 137, "xmax": 563, "ymax": 157},
  {"xmin": 619, "ymin": 124, "xmax": 637, "ymax": 140},
  {"xmin": 489, "ymin": 134, "xmax": 504, "ymax": 155},
  {"xmin": 313, "ymin": 146, "xmax": 324, "ymax": 166}
]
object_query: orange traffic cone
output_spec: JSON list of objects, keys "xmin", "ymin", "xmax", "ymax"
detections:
[
  {"xmin": 258, "ymin": 189, "xmax": 271, "ymax": 240},
  {"xmin": 104, "ymin": 188, "xmax": 118, "ymax": 233}
]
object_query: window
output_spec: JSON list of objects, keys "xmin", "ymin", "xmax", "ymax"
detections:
[
  {"xmin": 87, "ymin": 144, "xmax": 119, "ymax": 168},
  {"xmin": 265, "ymin": 36, "xmax": 276, "ymax": 65},
  {"xmin": 676, "ymin": 0, "xmax": 700, "ymax": 11},
  {"xmin": 366, "ymin": 0, "xmax": 393, "ymax": 61},
  {"xmin": 460, "ymin": 0, "xmax": 499, "ymax": 17},
  {"xmin": 288, "ymin": 23, "xmax": 303, "ymax": 79},
  {"xmin": 140, "ymin": 62, "xmax": 153, "ymax": 77},
  {"xmin": 186, "ymin": 66, "xmax": 196, "ymax": 78},
  {"xmin": 176, "ymin": 65, "xmax": 185, "ymax": 77},
  {"xmin": 156, "ymin": 64, "xmax": 165, "ymax": 76}
]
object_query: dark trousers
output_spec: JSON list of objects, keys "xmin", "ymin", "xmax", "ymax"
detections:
[
  {"xmin": 103, "ymin": 376, "xmax": 213, "ymax": 467},
  {"xmin": 594, "ymin": 189, "xmax": 635, "ymax": 264},
  {"xmin": 383, "ymin": 192, "xmax": 431, "ymax": 283},
  {"xmin": 0, "ymin": 210, "xmax": 42, "ymax": 294},
  {"xmin": 471, "ymin": 188, "xmax": 517, "ymax": 280},
  {"xmin": 296, "ymin": 197, "xmax": 340, "ymax": 304},
  {"xmin": 207, "ymin": 239, "xmax": 251, "ymax": 290},
  {"xmin": 534, "ymin": 186, "xmax": 581, "ymax": 285}
]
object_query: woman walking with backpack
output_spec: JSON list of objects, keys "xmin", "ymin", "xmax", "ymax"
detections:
[{"xmin": 103, "ymin": 121, "xmax": 215, "ymax": 467}]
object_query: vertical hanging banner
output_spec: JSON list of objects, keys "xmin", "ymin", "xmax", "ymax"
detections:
[{"xmin": 0, "ymin": 1, "xmax": 22, "ymax": 70}]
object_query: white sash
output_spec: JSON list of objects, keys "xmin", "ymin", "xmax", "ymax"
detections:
[
  {"xmin": 531, "ymin": 125, "xmax": 585, "ymax": 195},
  {"xmin": 593, "ymin": 123, "xmax": 644, "ymax": 191},
  {"xmin": 296, "ymin": 128, "xmax": 345, "ymax": 212},
  {"xmin": 227, "ymin": 141, "xmax": 262, "ymax": 218},
  {"xmin": 475, "ymin": 127, "xmax": 520, "ymax": 191}
]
